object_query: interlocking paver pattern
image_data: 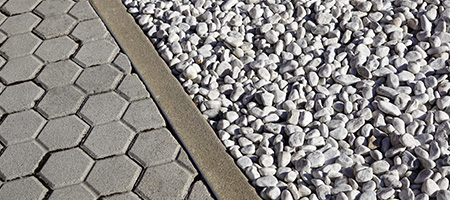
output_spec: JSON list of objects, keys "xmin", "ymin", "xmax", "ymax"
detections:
[
  {"xmin": 0, "ymin": 0, "xmax": 213, "ymax": 198},
  {"xmin": 188, "ymin": 181, "xmax": 215, "ymax": 200}
]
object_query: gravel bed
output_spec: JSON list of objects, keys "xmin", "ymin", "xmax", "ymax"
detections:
[{"xmin": 123, "ymin": 0, "xmax": 450, "ymax": 199}]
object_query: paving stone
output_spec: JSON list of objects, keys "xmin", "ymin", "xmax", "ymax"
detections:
[
  {"xmin": 68, "ymin": 0, "xmax": 98, "ymax": 21},
  {"xmin": 176, "ymin": 149, "xmax": 198, "ymax": 176},
  {"xmin": 122, "ymin": 98, "xmax": 165, "ymax": 132},
  {"xmin": 34, "ymin": 14, "xmax": 77, "ymax": 39},
  {"xmin": 113, "ymin": 53, "xmax": 132, "ymax": 74},
  {"xmin": 34, "ymin": 36, "xmax": 78, "ymax": 63},
  {"xmin": 0, "ymin": 56, "xmax": 5, "ymax": 68},
  {"xmin": 71, "ymin": 18, "xmax": 108, "ymax": 42},
  {"xmin": 79, "ymin": 92, "xmax": 128, "ymax": 125},
  {"xmin": 135, "ymin": 162, "xmax": 194, "ymax": 199},
  {"xmin": 102, "ymin": 192, "xmax": 141, "ymax": 200},
  {"xmin": 0, "ymin": 55, "xmax": 44, "ymax": 84},
  {"xmin": 49, "ymin": 184, "xmax": 97, "ymax": 200},
  {"xmin": 0, "ymin": 176, "xmax": 47, "ymax": 199},
  {"xmin": 117, "ymin": 74, "xmax": 149, "ymax": 101},
  {"xmin": 0, "ymin": 12, "xmax": 41, "ymax": 36},
  {"xmin": 73, "ymin": 39, "xmax": 120, "ymax": 67},
  {"xmin": 0, "ymin": 31, "xmax": 6, "ymax": 44},
  {"xmin": 37, "ymin": 115, "xmax": 89, "ymax": 151},
  {"xmin": 129, "ymin": 128, "xmax": 180, "ymax": 167},
  {"xmin": 0, "ymin": 32, "xmax": 42, "ymax": 59},
  {"xmin": 1, "ymin": 0, "xmax": 41, "ymax": 15},
  {"xmin": 75, "ymin": 64, "xmax": 122, "ymax": 94},
  {"xmin": 39, "ymin": 148, "xmax": 94, "ymax": 189},
  {"xmin": 37, "ymin": 85, "xmax": 86, "ymax": 119},
  {"xmin": 0, "ymin": 11, "xmax": 5, "ymax": 23},
  {"xmin": 82, "ymin": 121, "xmax": 134, "ymax": 159},
  {"xmin": 36, "ymin": 59, "xmax": 83, "ymax": 89},
  {"xmin": 0, "ymin": 110, "xmax": 46, "ymax": 146},
  {"xmin": 85, "ymin": 155, "xmax": 141, "ymax": 196},
  {"xmin": 0, "ymin": 81, "xmax": 44, "ymax": 113},
  {"xmin": 0, "ymin": 141, "xmax": 46, "ymax": 180},
  {"xmin": 34, "ymin": 0, "xmax": 75, "ymax": 17},
  {"xmin": 188, "ymin": 181, "xmax": 215, "ymax": 200}
]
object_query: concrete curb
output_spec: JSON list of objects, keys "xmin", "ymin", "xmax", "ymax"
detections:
[{"xmin": 89, "ymin": 0, "xmax": 261, "ymax": 199}]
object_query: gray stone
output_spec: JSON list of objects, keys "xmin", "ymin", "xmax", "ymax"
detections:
[
  {"xmin": 187, "ymin": 181, "xmax": 215, "ymax": 200},
  {"xmin": 399, "ymin": 188, "xmax": 414, "ymax": 200},
  {"xmin": 36, "ymin": 59, "xmax": 83, "ymax": 89},
  {"xmin": 129, "ymin": 128, "xmax": 180, "ymax": 167},
  {"xmin": 113, "ymin": 52, "xmax": 132, "ymax": 74},
  {"xmin": 288, "ymin": 131, "xmax": 305, "ymax": 147},
  {"xmin": 415, "ymin": 169, "xmax": 433, "ymax": 184},
  {"xmin": 422, "ymin": 179, "xmax": 439, "ymax": 196},
  {"xmin": 306, "ymin": 150, "xmax": 325, "ymax": 168},
  {"xmin": 73, "ymin": 39, "xmax": 120, "ymax": 67},
  {"xmin": 0, "ymin": 141, "xmax": 46, "ymax": 180},
  {"xmin": 329, "ymin": 127, "xmax": 348, "ymax": 140},
  {"xmin": 378, "ymin": 101, "xmax": 401, "ymax": 116},
  {"xmin": 68, "ymin": 0, "xmax": 98, "ymax": 21},
  {"xmin": 75, "ymin": 64, "xmax": 122, "ymax": 94},
  {"xmin": 48, "ymin": 184, "xmax": 97, "ymax": 200},
  {"xmin": 37, "ymin": 85, "xmax": 85, "ymax": 119},
  {"xmin": 0, "ymin": 12, "xmax": 40, "ymax": 36},
  {"xmin": 71, "ymin": 18, "xmax": 108, "ymax": 42},
  {"xmin": 117, "ymin": 74, "xmax": 150, "ymax": 101},
  {"xmin": 82, "ymin": 121, "xmax": 134, "ymax": 159},
  {"xmin": 436, "ymin": 190, "xmax": 450, "ymax": 200},
  {"xmin": 39, "ymin": 148, "xmax": 94, "ymax": 189},
  {"xmin": 122, "ymin": 98, "xmax": 165, "ymax": 132},
  {"xmin": 0, "ymin": 110, "xmax": 46, "ymax": 146},
  {"xmin": 34, "ymin": 36, "xmax": 78, "ymax": 62},
  {"xmin": 37, "ymin": 115, "xmax": 89, "ymax": 151},
  {"xmin": 371, "ymin": 160, "xmax": 390, "ymax": 174},
  {"xmin": 1, "ymin": 0, "xmax": 40, "ymax": 15},
  {"xmin": 79, "ymin": 92, "xmax": 128, "ymax": 125},
  {"xmin": 0, "ymin": 177, "xmax": 47, "ymax": 199},
  {"xmin": 103, "ymin": 192, "xmax": 141, "ymax": 200},
  {"xmin": 34, "ymin": 14, "xmax": 77, "ymax": 39},
  {"xmin": 377, "ymin": 188, "xmax": 395, "ymax": 199},
  {"xmin": 0, "ymin": 55, "xmax": 43, "ymax": 84},
  {"xmin": 359, "ymin": 191, "xmax": 376, "ymax": 200},
  {"xmin": 34, "ymin": 0, "xmax": 74, "ymax": 17},
  {"xmin": 85, "ymin": 155, "xmax": 141, "ymax": 196},
  {"xmin": 0, "ymin": 81, "xmax": 44, "ymax": 113},
  {"xmin": 175, "ymin": 149, "xmax": 198, "ymax": 175},
  {"xmin": 0, "ymin": 32, "xmax": 41, "ymax": 59},
  {"xmin": 255, "ymin": 175, "xmax": 278, "ymax": 187}
]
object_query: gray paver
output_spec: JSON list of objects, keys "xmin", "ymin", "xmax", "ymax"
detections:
[
  {"xmin": 1, "ymin": 0, "xmax": 41, "ymax": 15},
  {"xmin": 113, "ymin": 52, "xmax": 132, "ymax": 74},
  {"xmin": 0, "ymin": 110, "xmax": 46, "ymax": 146},
  {"xmin": 0, "ymin": 31, "xmax": 6, "ymax": 44},
  {"xmin": 73, "ymin": 39, "xmax": 120, "ymax": 67},
  {"xmin": 0, "ymin": 55, "xmax": 43, "ymax": 84},
  {"xmin": 34, "ymin": 36, "xmax": 78, "ymax": 63},
  {"xmin": 0, "ymin": 176, "xmax": 47, "ymax": 199},
  {"xmin": 36, "ymin": 59, "xmax": 83, "ymax": 89},
  {"xmin": 0, "ymin": 81, "xmax": 44, "ymax": 113},
  {"xmin": 34, "ymin": 0, "xmax": 75, "ymax": 17},
  {"xmin": 37, "ymin": 115, "xmax": 89, "ymax": 151},
  {"xmin": 49, "ymin": 184, "xmax": 97, "ymax": 200},
  {"xmin": 82, "ymin": 121, "xmax": 134, "ymax": 159},
  {"xmin": 176, "ymin": 149, "xmax": 198, "ymax": 176},
  {"xmin": 0, "ymin": 141, "xmax": 46, "ymax": 180},
  {"xmin": 85, "ymin": 155, "xmax": 141, "ymax": 196},
  {"xmin": 0, "ymin": 56, "xmax": 5, "ymax": 68},
  {"xmin": 34, "ymin": 14, "xmax": 77, "ymax": 39},
  {"xmin": 39, "ymin": 148, "xmax": 94, "ymax": 189},
  {"xmin": 0, "ymin": 32, "xmax": 42, "ymax": 59},
  {"xmin": 37, "ymin": 85, "xmax": 86, "ymax": 119},
  {"xmin": 68, "ymin": 0, "xmax": 98, "ymax": 21},
  {"xmin": 129, "ymin": 128, "xmax": 180, "ymax": 167},
  {"xmin": 117, "ymin": 74, "xmax": 150, "ymax": 101},
  {"xmin": 75, "ymin": 64, "xmax": 122, "ymax": 94},
  {"xmin": 122, "ymin": 98, "xmax": 165, "ymax": 132},
  {"xmin": 102, "ymin": 192, "xmax": 141, "ymax": 200},
  {"xmin": 79, "ymin": 92, "xmax": 128, "ymax": 125},
  {"xmin": 0, "ymin": 12, "xmax": 5, "ymax": 23},
  {"xmin": 188, "ymin": 181, "xmax": 215, "ymax": 200},
  {"xmin": 71, "ymin": 18, "xmax": 108, "ymax": 42},
  {"xmin": 0, "ymin": 12, "xmax": 41, "ymax": 36},
  {"xmin": 135, "ymin": 162, "xmax": 195, "ymax": 199}
]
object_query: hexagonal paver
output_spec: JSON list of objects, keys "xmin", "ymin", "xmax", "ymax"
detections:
[
  {"xmin": 34, "ymin": 14, "xmax": 76, "ymax": 39},
  {"xmin": 34, "ymin": 36, "xmax": 78, "ymax": 63},
  {"xmin": 188, "ymin": 181, "xmax": 215, "ymax": 200},
  {"xmin": 102, "ymin": 192, "xmax": 141, "ymax": 200},
  {"xmin": 176, "ymin": 149, "xmax": 198, "ymax": 176},
  {"xmin": 71, "ymin": 18, "xmax": 108, "ymax": 42},
  {"xmin": 34, "ymin": 0, "xmax": 75, "ymax": 17},
  {"xmin": 1, "ymin": 0, "xmax": 41, "ymax": 15},
  {"xmin": 135, "ymin": 162, "xmax": 194, "ymax": 199},
  {"xmin": 0, "ymin": 81, "xmax": 44, "ymax": 113},
  {"xmin": 82, "ymin": 121, "xmax": 134, "ymax": 159},
  {"xmin": 68, "ymin": 0, "xmax": 98, "ymax": 21},
  {"xmin": 122, "ymin": 98, "xmax": 165, "ymax": 132},
  {"xmin": 36, "ymin": 59, "xmax": 83, "ymax": 89},
  {"xmin": 73, "ymin": 39, "xmax": 120, "ymax": 67},
  {"xmin": 129, "ymin": 128, "xmax": 180, "ymax": 167},
  {"xmin": 49, "ymin": 184, "xmax": 97, "ymax": 200},
  {"xmin": 0, "ymin": 55, "xmax": 43, "ymax": 84},
  {"xmin": 0, "ymin": 110, "xmax": 46, "ymax": 146},
  {"xmin": 0, "ymin": 32, "xmax": 42, "ymax": 59},
  {"xmin": 113, "ymin": 52, "xmax": 132, "ymax": 74},
  {"xmin": 37, "ymin": 85, "xmax": 86, "ymax": 119},
  {"xmin": 75, "ymin": 64, "xmax": 122, "ymax": 94},
  {"xmin": 0, "ymin": 31, "xmax": 6, "ymax": 44},
  {"xmin": 0, "ymin": 176, "xmax": 47, "ymax": 199},
  {"xmin": 0, "ymin": 12, "xmax": 41, "ymax": 36},
  {"xmin": 117, "ymin": 74, "xmax": 150, "ymax": 101},
  {"xmin": 79, "ymin": 92, "xmax": 128, "ymax": 125},
  {"xmin": 39, "ymin": 148, "xmax": 94, "ymax": 189},
  {"xmin": 85, "ymin": 155, "xmax": 141, "ymax": 196},
  {"xmin": 37, "ymin": 115, "xmax": 89, "ymax": 151},
  {"xmin": 0, "ymin": 141, "xmax": 46, "ymax": 180}
]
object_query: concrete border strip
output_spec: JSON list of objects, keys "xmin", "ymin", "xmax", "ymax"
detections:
[{"xmin": 89, "ymin": 0, "xmax": 261, "ymax": 199}]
